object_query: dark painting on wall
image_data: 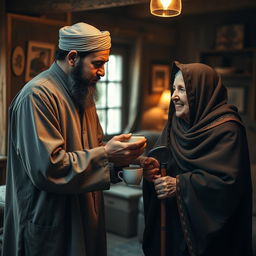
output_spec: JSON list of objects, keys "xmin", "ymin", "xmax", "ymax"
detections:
[
  {"xmin": 25, "ymin": 41, "xmax": 55, "ymax": 81},
  {"xmin": 151, "ymin": 64, "xmax": 170, "ymax": 93},
  {"xmin": 216, "ymin": 24, "xmax": 244, "ymax": 50}
]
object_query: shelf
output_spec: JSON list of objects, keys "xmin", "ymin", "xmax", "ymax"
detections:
[
  {"xmin": 200, "ymin": 48, "xmax": 256, "ymax": 120},
  {"xmin": 220, "ymin": 73, "xmax": 252, "ymax": 79},
  {"xmin": 201, "ymin": 48, "xmax": 256, "ymax": 56}
]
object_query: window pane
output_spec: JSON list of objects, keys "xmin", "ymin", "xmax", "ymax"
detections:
[
  {"xmin": 96, "ymin": 82, "xmax": 107, "ymax": 108},
  {"xmin": 107, "ymin": 82, "xmax": 122, "ymax": 108},
  {"xmin": 95, "ymin": 52, "xmax": 124, "ymax": 135},
  {"xmin": 107, "ymin": 109, "xmax": 121, "ymax": 134},
  {"xmin": 96, "ymin": 109, "xmax": 107, "ymax": 134},
  {"xmin": 108, "ymin": 55, "xmax": 122, "ymax": 82}
]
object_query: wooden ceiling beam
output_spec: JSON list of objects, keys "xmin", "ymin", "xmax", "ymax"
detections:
[
  {"xmin": 7, "ymin": 0, "xmax": 148, "ymax": 14},
  {"xmin": 7, "ymin": 0, "xmax": 256, "ymax": 17},
  {"xmin": 183, "ymin": 0, "xmax": 256, "ymax": 15}
]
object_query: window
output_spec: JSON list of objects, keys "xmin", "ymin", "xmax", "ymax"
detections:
[{"xmin": 96, "ymin": 53, "xmax": 124, "ymax": 135}]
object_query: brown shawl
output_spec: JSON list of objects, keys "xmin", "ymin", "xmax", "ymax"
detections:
[{"xmin": 143, "ymin": 61, "xmax": 252, "ymax": 256}]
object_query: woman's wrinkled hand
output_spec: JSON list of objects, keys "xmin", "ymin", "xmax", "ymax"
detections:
[
  {"xmin": 154, "ymin": 176, "xmax": 176, "ymax": 199},
  {"xmin": 140, "ymin": 157, "xmax": 160, "ymax": 182}
]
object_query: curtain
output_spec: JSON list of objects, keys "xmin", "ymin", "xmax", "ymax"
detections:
[{"xmin": 124, "ymin": 35, "xmax": 144, "ymax": 133}]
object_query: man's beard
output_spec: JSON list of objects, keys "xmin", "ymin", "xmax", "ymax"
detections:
[{"xmin": 70, "ymin": 59, "xmax": 98, "ymax": 109}]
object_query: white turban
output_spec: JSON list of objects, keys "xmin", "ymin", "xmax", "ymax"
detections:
[{"xmin": 58, "ymin": 22, "xmax": 111, "ymax": 52}]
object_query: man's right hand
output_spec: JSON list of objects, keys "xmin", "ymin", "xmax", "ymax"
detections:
[{"xmin": 104, "ymin": 133, "xmax": 147, "ymax": 167}]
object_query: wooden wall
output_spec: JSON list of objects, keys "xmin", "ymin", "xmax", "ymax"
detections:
[
  {"xmin": 174, "ymin": 9, "xmax": 256, "ymax": 62},
  {"xmin": 0, "ymin": 156, "xmax": 7, "ymax": 185},
  {"xmin": 0, "ymin": 0, "xmax": 7, "ymax": 155},
  {"xmin": 7, "ymin": 14, "xmax": 69, "ymax": 106}
]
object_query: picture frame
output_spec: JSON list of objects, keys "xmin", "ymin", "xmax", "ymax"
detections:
[
  {"xmin": 151, "ymin": 64, "xmax": 170, "ymax": 93},
  {"xmin": 25, "ymin": 41, "xmax": 55, "ymax": 82},
  {"xmin": 226, "ymin": 86, "xmax": 245, "ymax": 113},
  {"xmin": 12, "ymin": 46, "xmax": 25, "ymax": 76},
  {"xmin": 215, "ymin": 24, "xmax": 244, "ymax": 50}
]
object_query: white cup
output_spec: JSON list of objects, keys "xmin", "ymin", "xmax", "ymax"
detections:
[
  {"xmin": 118, "ymin": 167, "xmax": 143, "ymax": 186},
  {"xmin": 128, "ymin": 135, "xmax": 146, "ymax": 143}
]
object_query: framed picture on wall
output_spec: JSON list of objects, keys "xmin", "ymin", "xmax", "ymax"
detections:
[
  {"xmin": 25, "ymin": 41, "xmax": 55, "ymax": 82},
  {"xmin": 226, "ymin": 86, "xmax": 245, "ymax": 113},
  {"xmin": 215, "ymin": 24, "xmax": 244, "ymax": 50},
  {"xmin": 12, "ymin": 46, "xmax": 25, "ymax": 76},
  {"xmin": 151, "ymin": 64, "xmax": 170, "ymax": 93}
]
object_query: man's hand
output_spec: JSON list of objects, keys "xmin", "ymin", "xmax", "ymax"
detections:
[
  {"xmin": 140, "ymin": 157, "xmax": 160, "ymax": 182},
  {"xmin": 104, "ymin": 133, "xmax": 147, "ymax": 167},
  {"xmin": 154, "ymin": 176, "xmax": 176, "ymax": 199}
]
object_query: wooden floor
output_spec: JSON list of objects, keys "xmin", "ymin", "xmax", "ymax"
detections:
[{"xmin": 107, "ymin": 232, "xmax": 143, "ymax": 256}]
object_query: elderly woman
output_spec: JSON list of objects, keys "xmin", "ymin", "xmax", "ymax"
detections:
[{"xmin": 142, "ymin": 61, "xmax": 252, "ymax": 256}]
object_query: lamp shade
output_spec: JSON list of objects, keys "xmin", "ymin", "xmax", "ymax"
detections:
[
  {"xmin": 158, "ymin": 89, "xmax": 170, "ymax": 110},
  {"xmin": 150, "ymin": 0, "xmax": 182, "ymax": 17}
]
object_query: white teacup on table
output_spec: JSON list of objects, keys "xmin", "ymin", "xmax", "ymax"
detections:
[{"xmin": 118, "ymin": 166, "xmax": 143, "ymax": 186}]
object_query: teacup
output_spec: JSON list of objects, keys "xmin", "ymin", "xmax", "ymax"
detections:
[
  {"xmin": 128, "ymin": 134, "xmax": 146, "ymax": 143},
  {"xmin": 118, "ymin": 166, "xmax": 143, "ymax": 186}
]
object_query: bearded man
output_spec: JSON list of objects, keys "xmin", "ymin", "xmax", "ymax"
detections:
[{"xmin": 2, "ymin": 22, "xmax": 146, "ymax": 256}]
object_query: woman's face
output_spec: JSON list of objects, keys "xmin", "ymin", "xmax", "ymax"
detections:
[{"xmin": 171, "ymin": 71, "xmax": 190, "ymax": 123}]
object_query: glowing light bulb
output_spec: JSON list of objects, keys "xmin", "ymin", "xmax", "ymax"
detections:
[{"xmin": 160, "ymin": 0, "xmax": 172, "ymax": 10}]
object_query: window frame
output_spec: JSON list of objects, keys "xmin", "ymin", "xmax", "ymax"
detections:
[{"xmin": 96, "ymin": 44, "xmax": 130, "ymax": 139}]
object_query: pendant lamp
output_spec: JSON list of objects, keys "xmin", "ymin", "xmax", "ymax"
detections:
[{"xmin": 150, "ymin": 0, "xmax": 182, "ymax": 17}]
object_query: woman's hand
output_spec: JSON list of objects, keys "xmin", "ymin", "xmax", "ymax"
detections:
[
  {"xmin": 154, "ymin": 176, "xmax": 176, "ymax": 199},
  {"xmin": 140, "ymin": 157, "xmax": 160, "ymax": 182}
]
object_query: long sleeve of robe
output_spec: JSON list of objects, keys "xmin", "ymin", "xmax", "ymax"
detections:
[
  {"xmin": 2, "ymin": 62, "xmax": 113, "ymax": 256},
  {"xmin": 12, "ymin": 91, "xmax": 110, "ymax": 194}
]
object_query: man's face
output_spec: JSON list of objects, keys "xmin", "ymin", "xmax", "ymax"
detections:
[
  {"xmin": 80, "ymin": 49, "xmax": 110, "ymax": 86},
  {"xmin": 171, "ymin": 71, "xmax": 190, "ymax": 123},
  {"xmin": 70, "ymin": 50, "xmax": 109, "ymax": 107}
]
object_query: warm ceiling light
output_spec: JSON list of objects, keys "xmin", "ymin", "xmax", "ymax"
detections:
[{"xmin": 150, "ymin": 0, "xmax": 182, "ymax": 17}]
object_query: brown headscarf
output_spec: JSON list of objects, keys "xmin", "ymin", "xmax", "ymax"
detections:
[
  {"xmin": 167, "ymin": 61, "xmax": 243, "ymax": 172},
  {"xmin": 169, "ymin": 61, "xmax": 241, "ymax": 131}
]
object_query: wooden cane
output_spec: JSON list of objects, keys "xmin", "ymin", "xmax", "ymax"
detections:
[
  {"xmin": 160, "ymin": 165, "xmax": 167, "ymax": 256},
  {"xmin": 147, "ymin": 146, "xmax": 170, "ymax": 256}
]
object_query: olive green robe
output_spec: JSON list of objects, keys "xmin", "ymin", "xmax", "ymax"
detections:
[{"xmin": 2, "ymin": 62, "xmax": 112, "ymax": 256}]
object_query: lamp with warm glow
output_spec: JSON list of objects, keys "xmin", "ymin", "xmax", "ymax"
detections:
[
  {"xmin": 158, "ymin": 89, "xmax": 171, "ymax": 120},
  {"xmin": 150, "ymin": 0, "xmax": 182, "ymax": 17}
]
